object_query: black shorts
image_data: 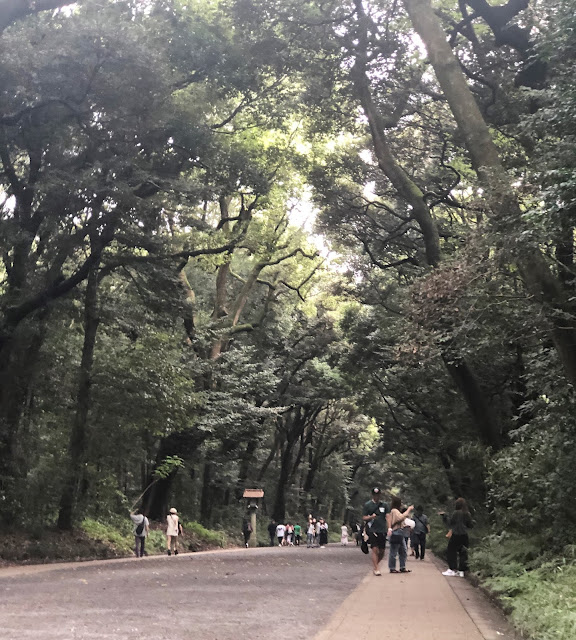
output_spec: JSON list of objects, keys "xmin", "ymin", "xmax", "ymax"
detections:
[{"xmin": 368, "ymin": 531, "xmax": 387, "ymax": 549}]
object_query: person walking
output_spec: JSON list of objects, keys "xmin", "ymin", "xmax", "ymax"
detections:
[
  {"xmin": 412, "ymin": 506, "xmax": 430, "ymax": 560},
  {"xmin": 130, "ymin": 509, "xmax": 149, "ymax": 558},
  {"xmin": 294, "ymin": 522, "xmax": 302, "ymax": 546},
  {"xmin": 388, "ymin": 496, "xmax": 414, "ymax": 574},
  {"xmin": 362, "ymin": 487, "xmax": 390, "ymax": 576},
  {"xmin": 306, "ymin": 519, "xmax": 315, "ymax": 547},
  {"xmin": 268, "ymin": 520, "xmax": 277, "ymax": 546},
  {"xmin": 441, "ymin": 498, "xmax": 473, "ymax": 577},
  {"xmin": 340, "ymin": 522, "xmax": 349, "ymax": 545},
  {"xmin": 242, "ymin": 518, "xmax": 253, "ymax": 547},
  {"xmin": 276, "ymin": 521, "xmax": 286, "ymax": 546},
  {"xmin": 166, "ymin": 507, "xmax": 181, "ymax": 556},
  {"xmin": 351, "ymin": 522, "xmax": 361, "ymax": 546}
]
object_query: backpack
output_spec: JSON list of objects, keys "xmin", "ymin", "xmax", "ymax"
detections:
[{"xmin": 135, "ymin": 517, "xmax": 145, "ymax": 536}]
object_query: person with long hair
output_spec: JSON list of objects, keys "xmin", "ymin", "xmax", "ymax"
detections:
[
  {"xmin": 412, "ymin": 505, "xmax": 430, "ymax": 560},
  {"xmin": 388, "ymin": 496, "xmax": 414, "ymax": 574},
  {"xmin": 319, "ymin": 518, "xmax": 329, "ymax": 548},
  {"xmin": 441, "ymin": 497, "xmax": 473, "ymax": 577}
]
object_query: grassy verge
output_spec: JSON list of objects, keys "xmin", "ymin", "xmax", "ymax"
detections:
[
  {"xmin": 82, "ymin": 518, "xmax": 232, "ymax": 555},
  {"xmin": 470, "ymin": 535, "xmax": 576, "ymax": 640},
  {"xmin": 426, "ymin": 520, "xmax": 576, "ymax": 639},
  {"xmin": 0, "ymin": 518, "xmax": 234, "ymax": 566}
]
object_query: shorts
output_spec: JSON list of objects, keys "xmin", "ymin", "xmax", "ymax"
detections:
[{"xmin": 368, "ymin": 531, "xmax": 387, "ymax": 549}]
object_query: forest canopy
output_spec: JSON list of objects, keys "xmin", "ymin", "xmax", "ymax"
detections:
[{"xmin": 0, "ymin": 0, "xmax": 575, "ymax": 573}]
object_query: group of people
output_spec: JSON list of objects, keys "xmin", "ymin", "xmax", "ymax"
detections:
[
  {"xmin": 130, "ymin": 490, "xmax": 472, "ymax": 579},
  {"xmin": 267, "ymin": 520, "xmax": 304, "ymax": 546},
  {"xmin": 362, "ymin": 487, "xmax": 472, "ymax": 577},
  {"xmin": 129, "ymin": 507, "xmax": 183, "ymax": 558},
  {"xmin": 268, "ymin": 516, "xmax": 334, "ymax": 548}
]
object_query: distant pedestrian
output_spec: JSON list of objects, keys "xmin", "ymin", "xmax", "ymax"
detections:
[
  {"xmin": 362, "ymin": 487, "xmax": 390, "ymax": 576},
  {"xmin": 242, "ymin": 518, "xmax": 253, "ymax": 547},
  {"xmin": 412, "ymin": 506, "xmax": 430, "ymax": 560},
  {"xmin": 388, "ymin": 496, "xmax": 414, "ymax": 574},
  {"xmin": 306, "ymin": 520, "xmax": 315, "ymax": 547},
  {"xmin": 130, "ymin": 509, "xmax": 149, "ymax": 558},
  {"xmin": 351, "ymin": 522, "xmax": 361, "ymax": 546},
  {"xmin": 268, "ymin": 520, "xmax": 277, "ymax": 546},
  {"xmin": 285, "ymin": 523, "xmax": 294, "ymax": 546},
  {"xmin": 276, "ymin": 522, "xmax": 286, "ymax": 546},
  {"xmin": 341, "ymin": 523, "xmax": 349, "ymax": 545},
  {"xmin": 319, "ymin": 519, "xmax": 328, "ymax": 547},
  {"xmin": 441, "ymin": 498, "xmax": 473, "ymax": 577},
  {"xmin": 166, "ymin": 507, "xmax": 182, "ymax": 556},
  {"xmin": 314, "ymin": 518, "xmax": 320, "ymax": 546},
  {"xmin": 294, "ymin": 523, "xmax": 302, "ymax": 546}
]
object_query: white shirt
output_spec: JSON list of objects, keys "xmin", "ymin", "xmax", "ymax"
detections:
[
  {"xmin": 276, "ymin": 524, "xmax": 286, "ymax": 537},
  {"xmin": 166, "ymin": 514, "xmax": 179, "ymax": 536}
]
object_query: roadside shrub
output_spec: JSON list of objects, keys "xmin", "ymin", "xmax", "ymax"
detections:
[
  {"xmin": 181, "ymin": 521, "xmax": 226, "ymax": 548},
  {"xmin": 81, "ymin": 519, "xmax": 132, "ymax": 554}
]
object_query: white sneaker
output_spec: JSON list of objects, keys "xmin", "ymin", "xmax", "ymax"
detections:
[
  {"xmin": 458, "ymin": 571, "xmax": 465, "ymax": 578},
  {"xmin": 442, "ymin": 569, "xmax": 457, "ymax": 576}
]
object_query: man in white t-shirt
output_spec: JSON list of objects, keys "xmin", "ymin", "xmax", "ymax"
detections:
[
  {"xmin": 130, "ymin": 509, "xmax": 149, "ymax": 558},
  {"xmin": 275, "ymin": 522, "xmax": 286, "ymax": 546}
]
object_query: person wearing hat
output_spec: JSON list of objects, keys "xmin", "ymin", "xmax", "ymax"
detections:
[
  {"xmin": 166, "ymin": 507, "xmax": 182, "ymax": 556},
  {"xmin": 362, "ymin": 487, "xmax": 390, "ymax": 576}
]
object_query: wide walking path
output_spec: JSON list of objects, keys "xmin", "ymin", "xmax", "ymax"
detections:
[
  {"xmin": 315, "ymin": 552, "xmax": 518, "ymax": 640},
  {"xmin": 0, "ymin": 545, "xmax": 519, "ymax": 640}
]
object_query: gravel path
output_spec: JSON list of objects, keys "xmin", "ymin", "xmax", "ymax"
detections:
[{"xmin": 0, "ymin": 545, "xmax": 370, "ymax": 640}]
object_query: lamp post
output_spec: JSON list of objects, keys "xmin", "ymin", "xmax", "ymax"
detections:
[{"xmin": 242, "ymin": 488, "xmax": 264, "ymax": 548}]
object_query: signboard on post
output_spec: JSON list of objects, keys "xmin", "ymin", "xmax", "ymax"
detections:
[{"xmin": 243, "ymin": 489, "xmax": 264, "ymax": 548}]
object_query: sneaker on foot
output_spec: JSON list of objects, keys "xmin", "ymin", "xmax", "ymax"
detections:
[
  {"xmin": 174, "ymin": 550, "xmax": 178, "ymax": 555},
  {"xmin": 373, "ymin": 570, "xmax": 382, "ymax": 576},
  {"xmin": 167, "ymin": 550, "xmax": 171, "ymax": 556},
  {"xmin": 442, "ymin": 569, "xmax": 456, "ymax": 576}
]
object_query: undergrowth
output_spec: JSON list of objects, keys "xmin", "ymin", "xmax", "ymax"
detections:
[
  {"xmin": 81, "ymin": 519, "xmax": 133, "ymax": 554},
  {"xmin": 471, "ymin": 535, "xmax": 576, "ymax": 640},
  {"xmin": 181, "ymin": 521, "xmax": 226, "ymax": 548}
]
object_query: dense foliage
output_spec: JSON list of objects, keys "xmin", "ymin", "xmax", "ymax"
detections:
[{"xmin": 1, "ymin": 2, "xmax": 576, "ymax": 633}]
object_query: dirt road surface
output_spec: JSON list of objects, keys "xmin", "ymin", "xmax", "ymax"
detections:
[{"xmin": 0, "ymin": 545, "xmax": 369, "ymax": 640}]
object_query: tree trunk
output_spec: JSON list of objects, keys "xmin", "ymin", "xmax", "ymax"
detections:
[
  {"xmin": 350, "ymin": 58, "xmax": 441, "ymax": 267},
  {"xmin": 272, "ymin": 440, "xmax": 295, "ymax": 522},
  {"xmin": 235, "ymin": 439, "xmax": 258, "ymax": 501},
  {"xmin": 0, "ymin": 0, "xmax": 78, "ymax": 33},
  {"xmin": 200, "ymin": 461, "xmax": 214, "ymax": 524},
  {"xmin": 438, "ymin": 452, "xmax": 464, "ymax": 499},
  {"xmin": 351, "ymin": 2, "xmax": 503, "ymax": 449},
  {"xmin": 0, "ymin": 318, "xmax": 47, "ymax": 524},
  {"xmin": 442, "ymin": 356, "xmax": 502, "ymax": 449},
  {"xmin": 57, "ymin": 263, "xmax": 100, "ymax": 530},
  {"xmin": 143, "ymin": 431, "xmax": 205, "ymax": 520},
  {"xmin": 403, "ymin": 0, "xmax": 576, "ymax": 387}
]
